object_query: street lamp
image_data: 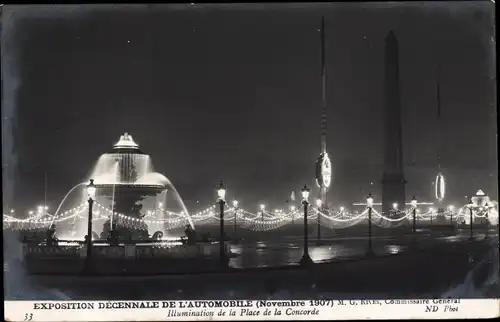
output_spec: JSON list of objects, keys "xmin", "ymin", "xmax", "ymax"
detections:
[
  {"xmin": 85, "ymin": 179, "xmax": 96, "ymax": 272},
  {"xmin": 300, "ymin": 184, "xmax": 313, "ymax": 266},
  {"xmin": 216, "ymin": 181, "xmax": 226, "ymax": 267},
  {"xmin": 260, "ymin": 204, "xmax": 265, "ymax": 221},
  {"xmin": 366, "ymin": 193, "xmax": 374, "ymax": 256},
  {"xmin": 411, "ymin": 196, "xmax": 417, "ymax": 234},
  {"xmin": 429, "ymin": 207, "xmax": 435, "ymax": 226},
  {"xmin": 448, "ymin": 205, "xmax": 454, "ymax": 229},
  {"xmin": 315, "ymin": 198, "xmax": 322, "ymax": 244},
  {"xmin": 290, "ymin": 205, "xmax": 296, "ymax": 224},
  {"xmin": 232, "ymin": 199, "xmax": 239, "ymax": 235},
  {"xmin": 468, "ymin": 200, "xmax": 474, "ymax": 241},
  {"xmin": 485, "ymin": 206, "xmax": 490, "ymax": 239}
]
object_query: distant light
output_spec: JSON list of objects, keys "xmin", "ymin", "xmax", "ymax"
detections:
[
  {"xmin": 392, "ymin": 203, "xmax": 398, "ymax": 210},
  {"xmin": 10, "ymin": 209, "xmax": 14, "ymax": 213},
  {"xmin": 290, "ymin": 205, "xmax": 296, "ymax": 211},
  {"xmin": 232, "ymin": 200, "xmax": 239, "ymax": 208},
  {"xmin": 476, "ymin": 189, "xmax": 485, "ymax": 196},
  {"xmin": 448, "ymin": 205, "xmax": 454, "ymax": 211},
  {"xmin": 315, "ymin": 198, "xmax": 322, "ymax": 208},
  {"xmin": 127, "ymin": 40, "xmax": 131, "ymax": 44},
  {"xmin": 44, "ymin": 206, "xmax": 49, "ymax": 211},
  {"xmin": 260, "ymin": 204, "xmax": 265, "ymax": 211},
  {"xmin": 28, "ymin": 211, "xmax": 34, "ymax": 215},
  {"xmin": 158, "ymin": 202, "xmax": 163, "ymax": 208},
  {"xmin": 340, "ymin": 206, "xmax": 345, "ymax": 212}
]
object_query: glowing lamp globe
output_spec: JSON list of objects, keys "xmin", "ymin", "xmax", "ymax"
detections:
[
  {"xmin": 367, "ymin": 194, "xmax": 374, "ymax": 208},
  {"xmin": 87, "ymin": 179, "xmax": 96, "ymax": 200},
  {"xmin": 411, "ymin": 196, "xmax": 417, "ymax": 208},
  {"xmin": 301, "ymin": 185, "xmax": 310, "ymax": 201},
  {"xmin": 448, "ymin": 205, "xmax": 454, "ymax": 211},
  {"xmin": 216, "ymin": 181, "xmax": 226, "ymax": 201},
  {"xmin": 392, "ymin": 203, "xmax": 398, "ymax": 210},
  {"xmin": 290, "ymin": 205, "xmax": 296, "ymax": 211},
  {"xmin": 340, "ymin": 206, "xmax": 345, "ymax": 212},
  {"xmin": 316, "ymin": 198, "xmax": 323, "ymax": 208},
  {"xmin": 260, "ymin": 204, "xmax": 266, "ymax": 211},
  {"xmin": 232, "ymin": 199, "xmax": 239, "ymax": 208}
]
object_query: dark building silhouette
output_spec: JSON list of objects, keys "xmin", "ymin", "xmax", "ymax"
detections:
[{"xmin": 382, "ymin": 31, "xmax": 406, "ymax": 215}]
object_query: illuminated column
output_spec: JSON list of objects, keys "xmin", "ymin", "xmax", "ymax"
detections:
[
  {"xmin": 367, "ymin": 194, "xmax": 374, "ymax": 256},
  {"xmin": 448, "ymin": 205, "xmax": 454, "ymax": 229},
  {"xmin": 84, "ymin": 179, "xmax": 96, "ymax": 273},
  {"xmin": 468, "ymin": 200, "xmax": 474, "ymax": 241},
  {"xmin": 411, "ymin": 196, "xmax": 417, "ymax": 234},
  {"xmin": 316, "ymin": 198, "xmax": 322, "ymax": 244},
  {"xmin": 216, "ymin": 181, "xmax": 226, "ymax": 267},
  {"xmin": 232, "ymin": 199, "xmax": 239, "ymax": 235},
  {"xmin": 300, "ymin": 185, "xmax": 313, "ymax": 266}
]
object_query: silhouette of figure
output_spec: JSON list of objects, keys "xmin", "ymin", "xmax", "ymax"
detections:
[
  {"xmin": 46, "ymin": 224, "xmax": 58, "ymax": 245},
  {"xmin": 184, "ymin": 225, "xmax": 197, "ymax": 245}
]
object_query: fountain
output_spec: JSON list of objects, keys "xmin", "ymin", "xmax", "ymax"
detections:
[{"xmin": 89, "ymin": 133, "xmax": 194, "ymax": 240}]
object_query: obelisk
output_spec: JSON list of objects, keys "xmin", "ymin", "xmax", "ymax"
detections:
[{"xmin": 381, "ymin": 31, "xmax": 406, "ymax": 215}]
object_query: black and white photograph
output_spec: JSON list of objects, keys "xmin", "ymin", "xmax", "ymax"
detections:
[{"xmin": 2, "ymin": 2, "xmax": 498, "ymax": 320}]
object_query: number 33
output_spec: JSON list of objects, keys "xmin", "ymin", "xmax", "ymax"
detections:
[{"xmin": 24, "ymin": 313, "xmax": 33, "ymax": 321}]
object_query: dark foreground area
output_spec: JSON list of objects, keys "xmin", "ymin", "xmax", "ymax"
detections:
[{"xmin": 5, "ymin": 239, "xmax": 497, "ymax": 300}]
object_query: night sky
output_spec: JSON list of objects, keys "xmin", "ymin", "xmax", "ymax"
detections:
[{"xmin": 2, "ymin": 3, "xmax": 497, "ymax": 213}]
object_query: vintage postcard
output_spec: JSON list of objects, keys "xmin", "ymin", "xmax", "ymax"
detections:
[{"xmin": 2, "ymin": 2, "xmax": 499, "ymax": 321}]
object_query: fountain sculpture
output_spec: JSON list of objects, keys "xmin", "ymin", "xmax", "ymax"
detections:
[{"xmin": 92, "ymin": 133, "xmax": 169, "ymax": 240}]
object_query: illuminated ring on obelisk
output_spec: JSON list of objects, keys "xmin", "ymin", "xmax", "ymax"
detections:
[
  {"xmin": 315, "ymin": 152, "xmax": 332, "ymax": 189},
  {"xmin": 434, "ymin": 172, "xmax": 445, "ymax": 201}
]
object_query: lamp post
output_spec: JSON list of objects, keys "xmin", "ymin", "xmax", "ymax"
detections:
[
  {"xmin": 232, "ymin": 199, "xmax": 238, "ymax": 235},
  {"xmin": 300, "ymin": 184, "xmax": 313, "ymax": 266},
  {"xmin": 411, "ymin": 196, "xmax": 417, "ymax": 234},
  {"xmin": 468, "ymin": 200, "xmax": 474, "ymax": 241},
  {"xmin": 448, "ymin": 205, "xmax": 454, "ymax": 230},
  {"xmin": 485, "ymin": 207, "xmax": 489, "ymax": 239},
  {"xmin": 429, "ymin": 207, "xmax": 434, "ymax": 226},
  {"xmin": 316, "ymin": 198, "xmax": 322, "ymax": 244},
  {"xmin": 260, "ymin": 204, "xmax": 265, "ymax": 221},
  {"xmin": 217, "ymin": 181, "xmax": 226, "ymax": 267},
  {"xmin": 290, "ymin": 205, "xmax": 296, "ymax": 224},
  {"xmin": 85, "ymin": 179, "xmax": 96, "ymax": 273},
  {"xmin": 367, "ymin": 194, "xmax": 374, "ymax": 256}
]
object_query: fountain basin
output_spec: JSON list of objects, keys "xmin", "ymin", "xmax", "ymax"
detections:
[{"xmin": 19, "ymin": 242, "xmax": 232, "ymax": 275}]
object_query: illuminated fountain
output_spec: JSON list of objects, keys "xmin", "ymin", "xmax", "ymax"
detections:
[{"xmin": 87, "ymin": 133, "xmax": 194, "ymax": 240}]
